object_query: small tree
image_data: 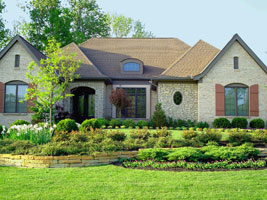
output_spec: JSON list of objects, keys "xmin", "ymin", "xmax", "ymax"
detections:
[
  {"xmin": 25, "ymin": 38, "xmax": 81, "ymax": 127},
  {"xmin": 151, "ymin": 103, "xmax": 167, "ymax": 128},
  {"xmin": 109, "ymin": 88, "xmax": 131, "ymax": 118}
]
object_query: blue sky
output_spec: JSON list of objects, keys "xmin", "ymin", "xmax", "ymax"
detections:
[{"xmin": 3, "ymin": 0, "xmax": 267, "ymax": 64}]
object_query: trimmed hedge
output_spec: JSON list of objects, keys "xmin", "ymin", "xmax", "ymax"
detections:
[
  {"xmin": 10, "ymin": 120, "xmax": 30, "ymax": 127},
  {"xmin": 122, "ymin": 119, "xmax": 135, "ymax": 128},
  {"xmin": 80, "ymin": 119, "xmax": 98, "ymax": 131},
  {"xmin": 212, "ymin": 118, "xmax": 231, "ymax": 128},
  {"xmin": 56, "ymin": 119, "xmax": 78, "ymax": 133},
  {"xmin": 250, "ymin": 118, "xmax": 265, "ymax": 129},
  {"xmin": 231, "ymin": 118, "xmax": 248, "ymax": 129}
]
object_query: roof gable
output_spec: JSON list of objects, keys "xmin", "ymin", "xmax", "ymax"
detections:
[
  {"xmin": 193, "ymin": 34, "xmax": 267, "ymax": 80},
  {"xmin": 0, "ymin": 35, "xmax": 46, "ymax": 64},
  {"xmin": 156, "ymin": 40, "xmax": 219, "ymax": 80}
]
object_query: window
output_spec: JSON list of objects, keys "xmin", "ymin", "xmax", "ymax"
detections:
[
  {"xmin": 15, "ymin": 55, "xmax": 20, "ymax": 67},
  {"xmin": 234, "ymin": 57, "xmax": 238, "ymax": 69},
  {"xmin": 4, "ymin": 81, "xmax": 28, "ymax": 113},
  {"xmin": 225, "ymin": 84, "xmax": 248, "ymax": 116},
  {"xmin": 123, "ymin": 62, "xmax": 140, "ymax": 72},
  {"xmin": 119, "ymin": 88, "xmax": 146, "ymax": 118},
  {"xmin": 173, "ymin": 91, "xmax": 182, "ymax": 105}
]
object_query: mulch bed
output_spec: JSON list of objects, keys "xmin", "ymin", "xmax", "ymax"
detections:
[{"xmin": 112, "ymin": 162, "xmax": 267, "ymax": 172}]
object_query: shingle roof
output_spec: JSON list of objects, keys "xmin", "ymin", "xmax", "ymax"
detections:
[
  {"xmin": 157, "ymin": 40, "xmax": 220, "ymax": 79},
  {"xmin": 0, "ymin": 35, "xmax": 46, "ymax": 64},
  {"xmin": 79, "ymin": 38, "xmax": 191, "ymax": 79},
  {"xmin": 63, "ymin": 42, "xmax": 108, "ymax": 79}
]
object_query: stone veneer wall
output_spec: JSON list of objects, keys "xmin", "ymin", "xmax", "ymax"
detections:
[
  {"xmin": 150, "ymin": 89, "xmax": 158, "ymax": 118},
  {"xmin": 64, "ymin": 81, "xmax": 106, "ymax": 119},
  {"xmin": 158, "ymin": 82, "xmax": 198, "ymax": 121},
  {"xmin": 0, "ymin": 42, "xmax": 34, "ymax": 127},
  {"xmin": 198, "ymin": 41, "xmax": 267, "ymax": 125},
  {"xmin": 0, "ymin": 151, "xmax": 138, "ymax": 168}
]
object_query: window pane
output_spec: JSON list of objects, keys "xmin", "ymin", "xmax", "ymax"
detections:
[
  {"xmin": 136, "ymin": 95, "xmax": 146, "ymax": 118},
  {"xmin": 78, "ymin": 95, "xmax": 84, "ymax": 116},
  {"xmin": 237, "ymin": 88, "xmax": 248, "ymax": 116},
  {"xmin": 17, "ymin": 85, "xmax": 27, "ymax": 113},
  {"xmin": 136, "ymin": 88, "xmax": 146, "ymax": 94},
  {"xmin": 88, "ymin": 94, "xmax": 95, "ymax": 116},
  {"xmin": 5, "ymin": 85, "xmax": 16, "ymax": 113},
  {"xmin": 123, "ymin": 62, "xmax": 140, "ymax": 72},
  {"xmin": 225, "ymin": 88, "xmax": 236, "ymax": 116}
]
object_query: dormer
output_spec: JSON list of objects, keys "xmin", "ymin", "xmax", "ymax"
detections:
[{"xmin": 120, "ymin": 58, "xmax": 144, "ymax": 74}]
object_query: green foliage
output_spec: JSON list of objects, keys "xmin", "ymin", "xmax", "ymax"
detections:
[
  {"xmin": 151, "ymin": 103, "xmax": 167, "ymax": 128},
  {"xmin": 0, "ymin": 1, "xmax": 10, "ymax": 50},
  {"xmin": 136, "ymin": 120, "xmax": 148, "ymax": 128},
  {"xmin": 109, "ymin": 119, "xmax": 121, "ymax": 128},
  {"xmin": 56, "ymin": 119, "xmax": 78, "ymax": 133},
  {"xmin": 122, "ymin": 119, "xmax": 136, "ymax": 128},
  {"xmin": 30, "ymin": 100, "xmax": 50, "ymax": 123},
  {"xmin": 252, "ymin": 131, "xmax": 267, "ymax": 143},
  {"xmin": 129, "ymin": 128, "xmax": 150, "ymax": 140},
  {"xmin": 182, "ymin": 130, "xmax": 199, "ymax": 140},
  {"xmin": 228, "ymin": 131, "xmax": 252, "ymax": 146},
  {"xmin": 231, "ymin": 118, "xmax": 248, "ymax": 129},
  {"xmin": 107, "ymin": 130, "xmax": 126, "ymax": 141},
  {"xmin": 80, "ymin": 119, "xmax": 98, "ymax": 131},
  {"xmin": 25, "ymin": 38, "xmax": 81, "ymax": 127},
  {"xmin": 250, "ymin": 118, "xmax": 265, "ymax": 129},
  {"xmin": 197, "ymin": 130, "xmax": 222, "ymax": 143},
  {"xmin": 196, "ymin": 121, "xmax": 209, "ymax": 129},
  {"xmin": 10, "ymin": 120, "xmax": 30, "ymax": 127},
  {"xmin": 167, "ymin": 147, "xmax": 204, "ymax": 162},
  {"xmin": 137, "ymin": 148, "xmax": 170, "ymax": 161},
  {"xmin": 132, "ymin": 20, "xmax": 154, "ymax": 38},
  {"xmin": 213, "ymin": 118, "xmax": 231, "ymax": 128},
  {"xmin": 176, "ymin": 119, "xmax": 187, "ymax": 128},
  {"xmin": 0, "ymin": 139, "xmax": 36, "ymax": 154},
  {"xmin": 151, "ymin": 128, "xmax": 172, "ymax": 138},
  {"xmin": 95, "ymin": 118, "xmax": 109, "ymax": 128}
]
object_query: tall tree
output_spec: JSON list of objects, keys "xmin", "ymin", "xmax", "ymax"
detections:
[
  {"xmin": 0, "ymin": 0, "xmax": 10, "ymax": 49},
  {"xmin": 24, "ymin": 0, "xmax": 73, "ymax": 51},
  {"xmin": 25, "ymin": 38, "xmax": 81, "ymax": 127},
  {"xmin": 132, "ymin": 20, "xmax": 154, "ymax": 38},
  {"xmin": 68, "ymin": 0, "xmax": 110, "ymax": 44}
]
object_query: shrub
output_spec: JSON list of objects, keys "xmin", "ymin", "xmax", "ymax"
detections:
[
  {"xmin": 252, "ymin": 131, "xmax": 267, "ymax": 143},
  {"xmin": 176, "ymin": 119, "xmax": 187, "ymax": 128},
  {"xmin": 167, "ymin": 147, "xmax": 204, "ymax": 162},
  {"xmin": 182, "ymin": 130, "xmax": 199, "ymax": 140},
  {"xmin": 250, "ymin": 118, "xmax": 265, "ymax": 129},
  {"xmin": 136, "ymin": 120, "xmax": 148, "ymax": 128},
  {"xmin": 0, "ymin": 125, "xmax": 2, "ymax": 138},
  {"xmin": 95, "ymin": 118, "xmax": 109, "ymax": 128},
  {"xmin": 186, "ymin": 120, "xmax": 196, "ymax": 128},
  {"xmin": 122, "ymin": 119, "xmax": 135, "ymax": 128},
  {"xmin": 228, "ymin": 131, "xmax": 252, "ymax": 146},
  {"xmin": 109, "ymin": 119, "xmax": 121, "ymax": 128},
  {"xmin": 56, "ymin": 119, "xmax": 78, "ymax": 133},
  {"xmin": 70, "ymin": 131, "xmax": 89, "ymax": 143},
  {"xmin": 166, "ymin": 117, "xmax": 174, "ymax": 127},
  {"xmin": 151, "ymin": 103, "xmax": 167, "ymax": 128},
  {"xmin": 196, "ymin": 121, "xmax": 209, "ymax": 129},
  {"xmin": 212, "ymin": 118, "xmax": 231, "ymax": 128},
  {"xmin": 137, "ymin": 148, "xmax": 170, "ymax": 161},
  {"xmin": 129, "ymin": 128, "xmax": 150, "ymax": 140},
  {"xmin": 152, "ymin": 127, "xmax": 172, "ymax": 138},
  {"xmin": 10, "ymin": 120, "xmax": 30, "ymax": 127},
  {"xmin": 52, "ymin": 131, "xmax": 71, "ymax": 142},
  {"xmin": 80, "ymin": 119, "xmax": 98, "ymax": 131},
  {"xmin": 107, "ymin": 130, "xmax": 126, "ymax": 141},
  {"xmin": 197, "ymin": 130, "xmax": 222, "ymax": 143},
  {"xmin": 231, "ymin": 118, "xmax": 248, "ymax": 129}
]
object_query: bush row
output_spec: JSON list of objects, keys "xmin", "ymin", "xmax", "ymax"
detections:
[{"xmin": 213, "ymin": 118, "xmax": 265, "ymax": 129}]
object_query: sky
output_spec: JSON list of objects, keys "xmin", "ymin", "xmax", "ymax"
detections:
[{"xmin": 2, "ymin": 0, "xmax": 267, "ymax": 64}]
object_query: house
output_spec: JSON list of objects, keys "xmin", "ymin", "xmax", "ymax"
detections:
[{"xmin": 0, "ymin": 34, "xmax": 266, "ymax": 127}]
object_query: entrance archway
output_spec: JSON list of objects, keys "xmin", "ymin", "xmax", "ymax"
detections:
[{"xmin": 71, "ymin": 87, "xmax": 95, "ymax": 123}]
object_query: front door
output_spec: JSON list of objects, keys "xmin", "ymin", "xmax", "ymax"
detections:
[{"xmin": 72, "ymin": 87, "xmax": 95, "ymax": 123}]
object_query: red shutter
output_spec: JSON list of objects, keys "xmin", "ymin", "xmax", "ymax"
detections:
[
  {"xmin": 250, "ymin": 84, "xmax": 259, "ymax": 116},
  {"xmin": 0, "ymin": 81, "xmax": 4, "ymax": 113},
  {"xmin": 215, "ymin": 84, "xmax": 225, "ymax": 116},
  {"xmin": 27, "ymin": 83, "xmax": 36, "ymax": 113}
]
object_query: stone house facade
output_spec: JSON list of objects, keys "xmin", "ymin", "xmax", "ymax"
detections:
[{"xmin": 0, "ymin": 34, "xmax": 266, "ymax": 127}]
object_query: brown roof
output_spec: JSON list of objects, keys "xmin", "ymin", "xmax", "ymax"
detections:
[
  {"xmin": 63, "ymin": 42, "xmax": 108, "ymax": 79},
  {"xmin": 79, "ymin": 38, "xmax": 191, "ymax": 79},
  {"xmin": 159, "ymin": 40, "xmax": 220, "ymax": 78}
]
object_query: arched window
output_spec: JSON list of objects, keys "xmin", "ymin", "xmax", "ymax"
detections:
[
  {"xmin": 5, "ymin": 81, "xmax": 28, "ymax": 113},
  {"xmin": 120, "ymin": 58, "xmax": 143, "ymax": 74},
  {"xmin": 225, "ymin": 83, "xmax": 248, "ymax": 116}
]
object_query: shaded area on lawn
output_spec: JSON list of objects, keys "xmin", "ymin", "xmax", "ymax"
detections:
[{"xmin": 0, "ymin": 165, "xmax": 266, "ymax": 200}]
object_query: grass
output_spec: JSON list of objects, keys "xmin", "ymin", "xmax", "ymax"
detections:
[
  {"xmin": 0, "ymin": 165, "xmax": 266, "ymax": 200},
  {"xmin": 110, "ymin": 129, "xmax": 229, "ymax": 141}
]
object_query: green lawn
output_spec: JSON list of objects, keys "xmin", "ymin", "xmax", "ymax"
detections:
[
  {"xmin": 111, "ymin": 129, "xmax": 229, "ymax": 141},
  {"xmin": 0, "ymin": 166, "xmax": 266, "ymax": 200}
]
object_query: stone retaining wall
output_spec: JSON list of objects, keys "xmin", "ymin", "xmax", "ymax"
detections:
[{"xmin": 0, "ymin": 151, "xmax": 138, "ymax": 168}]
